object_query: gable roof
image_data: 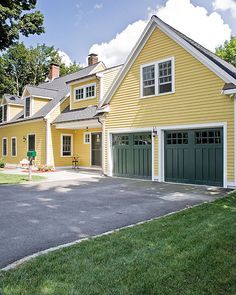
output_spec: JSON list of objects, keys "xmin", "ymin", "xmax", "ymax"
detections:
[
  {"xmin": 2, "ymin": 94, "xmax": 24, "ymax": 106},
  {"xmin": 0, "ymin": 62, "xmax": 104, "ymax": 126},
  {"xmin": 99, "ymin": 15, "xmax": 236, "ymax": 108}
]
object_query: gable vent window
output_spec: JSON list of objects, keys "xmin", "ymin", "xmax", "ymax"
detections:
[
  {"xmin": 141, "ymin": 58, "xmax": 174, "ymax": 97},
  {"xmin": 75, "ymin": 83, "xmax": 96, "ymax": 101},
  {"xmin": 25, "ymin": 97, "xmax": 31, "ymax": 117}
]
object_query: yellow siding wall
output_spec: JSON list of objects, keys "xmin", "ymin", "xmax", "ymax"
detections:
[
  {"xmin": 9, "ymin": 105, "xmax": 23, "ymax": 120},
  {"xmin": 0, "ymin": 120, "xmax": 46, "ymax": 165},
  {"xmin": 105, "ymin": 28, "xmax": 234, "ymax": 181},
  {"xmin": 102, "ymin": 67, "xmax": 121, "ymax": 97},
  {"xmin": 51, "ymin": 127, "xmax": 102, "ymax": 167},
  {"xmin": 32, "ymin": 97, "xmax": 49, "ymax": 115},
  {"xmin": 70, "ymin": 78, "xmax": 99, "ymax": 110}
]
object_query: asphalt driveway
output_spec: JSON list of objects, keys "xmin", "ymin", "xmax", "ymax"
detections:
[{"xmin": 0, "ymin": 176, "xmax": 229, "ymax": 269}]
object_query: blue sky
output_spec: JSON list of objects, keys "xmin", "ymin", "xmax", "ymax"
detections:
[{"xmin": 22, "ymin": 0, "xmax": 236, "ymax": 66}]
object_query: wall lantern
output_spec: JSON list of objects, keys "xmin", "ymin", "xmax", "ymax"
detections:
[
  {"xmin": 152, "ymin": 127, "xmax": 158, "ymax": 137},
  {"xmin": 23, "ymin": 136, "xmax": 27, "ymax": 143}
]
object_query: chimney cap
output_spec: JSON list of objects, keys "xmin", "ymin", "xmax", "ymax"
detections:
[
  {"xmin": 88, "ymin": 53, "xmax": 98, "ymax": 57},
  {"xmin": 50, "ymin": 62, "xmax": 60, "ymax": 67}
]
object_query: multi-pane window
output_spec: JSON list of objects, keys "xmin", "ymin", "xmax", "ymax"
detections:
[
  {"xmin": 2, "ymin": 138, "xmax": 7, "ymax": 156},
  {"xmin": 62, "ymin": 135, "xmax": 72, "ymax": 156},
  {"xmin": 195, "ymin": 130, "xmax": 221, "ymax": 144},
  {"xmin": 75, "ymin": 84, "xmax": 96, "ymax": 100},
  {"xmin": 28, "ymin": 134, "xmax": 36, "ymax": 151},
  {"xmin": 75, "ymin": 88, "xmax": 84, "ymax": 100},
  {"xmin": 141, "ymin": 58, "xmax": 174, "ymax": 97},
  {"xmin": 11, "ymin": 137, "xmax": 17, "ymax": 157},
  {"xmin": 25, "ymin": 97, "xmax": 31, "ymax": 117},
  {"xmin": 158, "ymin": 60, "xmax": 172, "ymax": 94},
  {"xmin": 113, "ymin": 135, "xmax": 129, "ymax": 146},
  {"xmin": 167, "ymin": 132, "xmax": 188, "ymax": 145},
  {"xmin": 0, "ymin": 106, "xmax": 2, "ymax": 123},
  {"xmin": 3, "ymin": 105, "xmax": 7, "ymax": 122},
  {"xmin": 142, "ymin": 65, "xmax": 155, "ymax": 96},
  {"xmin": 84, "ymin": 132, "xmax": 90, "ymax": 144},
  {"xmin": 134, "ymin": 134, "xmax": 152, "ymax": 145}
]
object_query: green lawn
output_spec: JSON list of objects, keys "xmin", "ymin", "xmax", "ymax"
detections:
[
  {"xmin": 0, "ymin": 173, "xmax": 44, "ymax": 184},
  {"xmin": 0, "ymin": 194, "xmax": 235, "ymax": 295}
]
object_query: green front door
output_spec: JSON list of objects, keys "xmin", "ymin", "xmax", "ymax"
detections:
[
  {"xmin": 165, "ymin": 128, "xmax": 223, "ymax": 186},
  {"xmin": 112, "ymin": 133, "xmax": 152, "ymax": 179}
]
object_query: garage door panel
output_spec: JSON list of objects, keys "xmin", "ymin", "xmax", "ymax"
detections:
[{"xmin": 165, "ymin": 128, "xmax": 223, "ymax": 186}]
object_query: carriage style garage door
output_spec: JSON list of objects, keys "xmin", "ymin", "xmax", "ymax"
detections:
[
  {"xmin": 112, "ymin": 133, "xmax": 152, "ymax": 179},
  {"xmin": 165, "ymin": 128, "xmax": 223, "ymax": 186}
]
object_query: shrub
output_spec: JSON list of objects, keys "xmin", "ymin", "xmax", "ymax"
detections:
[{"xmin": 0, "ymin": 158, "xmax": 6, "ymax": 168}]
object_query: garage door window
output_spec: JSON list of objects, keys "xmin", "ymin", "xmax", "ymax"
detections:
[
  {"xmin": 134, "ymin": 134, "xmax": 151, "ymax": 145},
  {"xmin": 167, "ymin": 132, "xmax": 188, "ymax": 145},
  {"xmin": 195, "ymin": 130, "xmax": 221, "ymax": 144},
  {"xmin": 113, "ymin": 135, "xmax": 129, "ymax": 145}
]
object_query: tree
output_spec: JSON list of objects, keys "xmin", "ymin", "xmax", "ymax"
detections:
[
  {"xmin": 0, "ymin": 43, "xmax": 82, "ymax": 96},
  {"xmin": 215, "ymin": 37, "xmax": 236, "ymax": 67},
  {"xmin": 0, "ymin": 0, "xmax": 44, "ymax": 51}
]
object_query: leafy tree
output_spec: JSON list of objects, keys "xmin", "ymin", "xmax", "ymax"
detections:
[
  {"xmin": 0, "ymin": 43, "xmax": 81, "ymax": 96},
  {"xmin": 60, "ymin": 61, "xmax": 81, "ymax": 76},
  {"xmin": 215, "ymin": 37, "xmax": 236, "ymax": 67},
  {"xmin": 0, "ymin": 0, "xmax": 44, "ymax": 51}
]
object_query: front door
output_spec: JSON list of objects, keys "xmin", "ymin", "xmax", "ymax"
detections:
[{"xmin": 91, "ymin": 133, "xmax": 102, "ymax": 166}]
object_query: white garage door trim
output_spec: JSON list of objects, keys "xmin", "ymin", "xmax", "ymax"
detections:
[{"xmin": 157, "ymin": 122, "xmax": 227, "ymax": 188}]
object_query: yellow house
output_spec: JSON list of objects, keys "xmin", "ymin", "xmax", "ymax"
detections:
[
  {"xmin": 98, "ymin": 16, "xmax": 236, "ymax": 188},
  {"xmin": 1, "ymin": 16, "xmax": 236, "ymax": 188},
  {"xmin": 0, "ymin": 54, "xmax": 121, "ymax": 170}
]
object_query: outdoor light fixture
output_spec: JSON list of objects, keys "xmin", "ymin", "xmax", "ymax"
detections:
[
  {"xmin": 152, "ymin": 127, "xmax": 158, "ymax": 137},
  {"xmin": 23, "ymin": 136, "xmax": 27, "ymax": 142}
]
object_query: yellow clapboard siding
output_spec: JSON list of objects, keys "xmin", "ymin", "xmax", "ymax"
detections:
[
  {"xmin": 9, "ymin": 105, "xmax": 23, "ymax": 120},
  {"xmin": 32, "ymin": 97, "xmax": 49, "ymax": 115},
  {"xmin": 0, "ymin": 120, "xmax": 46, "ymax": 165},
  {"xmin": 104, "ymin": 28, "xmax": 234, "ymax": 182}
]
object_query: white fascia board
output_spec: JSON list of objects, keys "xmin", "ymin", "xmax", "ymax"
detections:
[
  {"xmin": 222, "ymin": 89, "xmax": 236, "ymax": 95},
  {"xmin": 31, "ymin": 95, "xmax": 53, "ymax": 100}
]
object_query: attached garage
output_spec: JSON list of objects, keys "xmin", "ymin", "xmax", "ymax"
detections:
[
  {"xmin": 164, "ymin": 128, "xmax": 223, "ymax": 187},
  {"xmin": 112, "ymin": 133, "xmax": 152, "ymax": 179}
]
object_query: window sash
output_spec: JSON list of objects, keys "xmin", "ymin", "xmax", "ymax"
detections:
[
  {"xmin": 0, "ymin": 106, "xmax": 2, "ymax": 123},
  {"xmin": 28, "ymin": 134, "xmax": 35, "ymax": 151},
  {"xmin": 25, "ymin": 97, "xmax": 31, "ymax": 117},
  {"xmin": 74, "ymin": 84, "xmax": 96, "ymax": 101},
  {"xmin": 62, "ymin": 135, "xmax": 72, "ymax": 156},
  {"xmin": 84, "ymin": 133, "xmax": 90, "ymax": 144},
  {"xmin": 141, "ymin": 58, "xmax": 173, "ymax": 97},
  {"xmin": 11, "ymin": 138, "xmax": 17, "ymax": 156},
  {"xmin": 2, "ymin": 138, "xmax": 7, "ymax": 156},
  {"xmin": 3, "ymin": 105, "xmax": 7, "ymax": 121}
]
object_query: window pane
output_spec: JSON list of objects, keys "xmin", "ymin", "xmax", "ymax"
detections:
[
  {"xmin": 28, "ymin": 135, "xmax": 35, "ymax": 151},
  {"xmin": 62, "ymin": 136, "xmax": 72, "ymax": 156},
  {"xmin": 142, "ymin": 65, "xmax": 155, "ymax": 96},
  {"xmin": 2, "ymin": 139, "xmax": 7, "ymax": 156},
  {"xmin": 25, "ymin": 97, "xmax": 31, "ymax": 117},
  {"xmin": 158, "ymin": 60, "xmax": 172, "ymax": 94},
  {"xmin": 12, "ymin": 138, "xmax": 16, "ymax": 156},
  {"xmin": 75, "ymin": 88, "xmax": 84, "ymax": 100},
  {"xmin": 0, "ymin": 107, "xmax": 2, "ymax": 123},
  {"xmin": 86, "ymin": 85, "xmax": 95, "ymax": 98},
  {"xmin": 3, "ymin": 105, "xmax": 7, "ymax": 121}
]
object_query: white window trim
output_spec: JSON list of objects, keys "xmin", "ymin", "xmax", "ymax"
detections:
[
  {"xmin": 140, "ymin": 57, "xmax": 175, "ymax": 98},
  {"xmin": 27, "ymin": 133, "xmax": 36, "ymax": 151},
  {"xmin": 84, "ymin": 132, "xmax": 91, "ymax": 144},
  {"xmin": 61, "ymin": 134, "xmax": 73, "ymax": 157},
  {"xmin": 11, "ymin": 137, "xmax": 17, "ymax": 157},
  {"xmin": 2, "ymin": 137, "xmax": 8, "ymax": 157},
  {"xmin": 24, "ymin": 97, "xmax": 32, "ymax": 118},
  {"xmin": 74, "ymin": 83, "xmax": 96, "ymax": 102}
]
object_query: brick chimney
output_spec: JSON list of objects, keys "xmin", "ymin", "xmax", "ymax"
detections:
[
  {"xmin": 88, "ymin": 53, "xmax": 98, "ymax": 66},
  {"xmin": 49, "ymin": 63, "xmax": 60, "ymax": 81}
]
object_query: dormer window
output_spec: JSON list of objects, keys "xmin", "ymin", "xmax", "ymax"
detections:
[
  {"xmin": 74, "ymin": 83, "xmax": 96, "ymax": 101},
  {"xmin": 25, "ymin": 97, "xmax": 31, "ymax": 117},
  {"xmin": 0, "ymin": 106, "xmax": 2, "ymax": 123},
  {"xmin": 141, "ymin": 57, "xmax": 174, "ymax": 97},
  {"xmin": 1, "ymin": 105, "xmax": 8, "ymax": 122}
]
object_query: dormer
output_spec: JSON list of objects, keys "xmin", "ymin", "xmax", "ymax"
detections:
[
  {"xmin": 22, "ymin": 85, "xmax": 57, "ymax": 118},
  {"xmin": 0, "ymin": 94, "xmax": 24, "ymax": 123}
]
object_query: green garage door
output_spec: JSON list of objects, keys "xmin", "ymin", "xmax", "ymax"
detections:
[
  {"xmin": 165, "ymin": 129, "xmax": 223, "ymax": 186},
  {"xmin": 112, "ymin": 133, "xmax": 152, "ymax": 179}
]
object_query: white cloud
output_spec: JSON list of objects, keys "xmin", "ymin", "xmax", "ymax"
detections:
[
  {"xmin": 58, "ymin": 50, "xmax": 72, "ymax": 66},
  {"xmin": 89, "ymin": 0, "xmax": 231, "ymax": 67},
  {"xmin": 213, "ymin": 0, "xmax": 236, "ymax": 18},
  {"xmin": 94, "ymin": 3, "xmax": 103, "ymax": 9}
]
